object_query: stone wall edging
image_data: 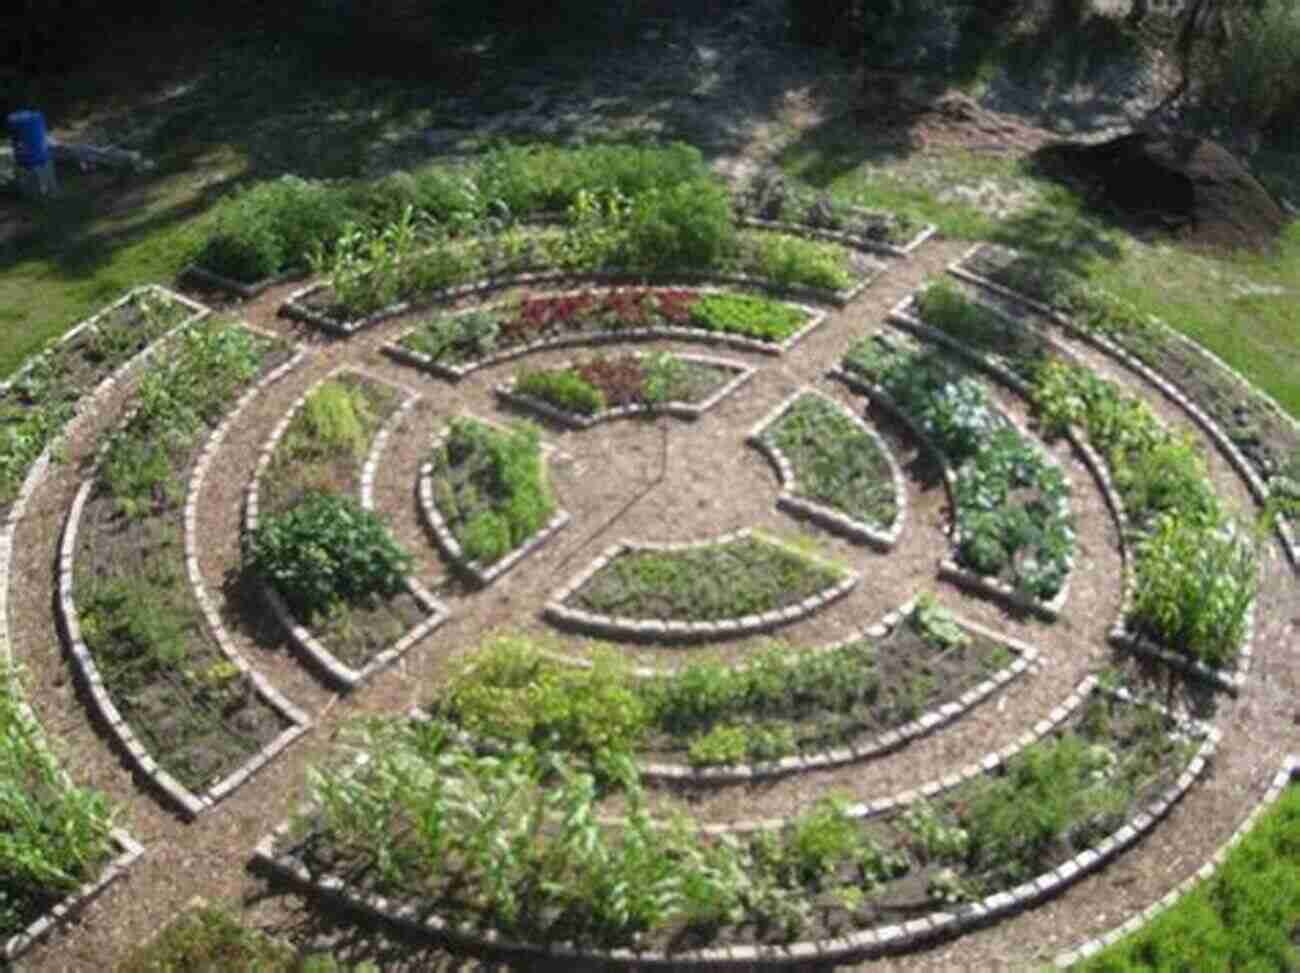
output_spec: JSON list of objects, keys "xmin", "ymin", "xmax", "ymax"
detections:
[
  {"xmin": 381, "ymin": 287, "xmax": 829, "ymax": 380},
  {"xmin": 1055, "ymin": 754, "xmax": 1300, "ymax": 968},
  {"xmin": 243, "ymin": 367, "xmax": 448, "ymax": 691},
  {"xmin": 746, "ymin": 387, "xmax": 906, "ymax": 550},
  {"xmin": 494, "ymin": 351, "xmax": 757, "ymax": 429},
  {"xmin": 416, "ymin": 422, "xmax": 570, "ymax": 588},
  {"xmin": 948, "ymin": 249, "xmax": 1300, "ymax": 570},
  {"xmin": 251, "ymin": 680, "xmax": 1216, "ymax": 966},
  {"xmin": 543, "ymin": 529, "xmax": 860, "ymax": 643}
]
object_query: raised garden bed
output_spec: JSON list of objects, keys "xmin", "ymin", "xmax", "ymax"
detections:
[
  {"xmin": 951, "ymin": 243, "xmax": 1300, "ymax": 569},
  {"xmin": 60, "ymin": 321, "xmax": 308, "ymax": 817},
  {"xmin": 244, "ymin": 370, "xmax": 446, "ymax": 690},
  {"xmin": 385, "ymin": 287, "xmax": 825, "ymax": 379},
  {"xmin": 838, "ymin": 330, "xmax": 1075, "ymax": 617},
  {"xmin": 253, "ymin": 684, "xmax": 1212, "ymax": 964},
  {"xmin": 545, "ymin": 529, "xmax": 858, "ymax": 642},
  {"xmin": 0, "ymin": 285, "xmax": 207, "ymax": 516},
  {"xmin": 748, "ymin": 389, "xmax": 905, "ymax": 548},
  {"xmin": 498, "ymin": 351, "xmax": 755, "ymax": 428},
  {"xmin": 287, "ymin": 227, "xmax": 877, "ymax": 335},
  {"xmin": 431, "ymin": 596, "xmax": 1034, "ymax": 782},
  {"xmin": 419, "ymin": 417, "xmax": 569, "ymax": 586}
]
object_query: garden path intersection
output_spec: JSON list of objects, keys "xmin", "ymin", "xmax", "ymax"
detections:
[{"xmin": 5, "ymin": 230, "xmax": 1296, "ymax": 970}]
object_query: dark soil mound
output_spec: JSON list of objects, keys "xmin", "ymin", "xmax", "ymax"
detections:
[{"xmin": 1035, "ymin": 133, "xmax": 1287, "ymax": 252}]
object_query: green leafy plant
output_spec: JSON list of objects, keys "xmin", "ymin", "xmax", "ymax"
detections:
[
  {"xmin": 688, "ymin": 292, "xmax": 809, "ymax": 342},
  {"xmin": 245, "ymin": 493, "xmax": 412, "ymax": 620},
  {"xmin": 624, "ymin": 179, "xmax": 736, "ymax": 270},
  {"xmin": 739, "ymin": 232, "xmax": 854, "ymax": 291},
  {"xmin": 514, "ymin": 367, "xmax": 606, "ymax": 416}
]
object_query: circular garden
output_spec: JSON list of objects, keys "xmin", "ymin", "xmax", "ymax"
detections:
[{"xmin": 4, "ymin": 150, "xmax": 1298, "ymax": 970}]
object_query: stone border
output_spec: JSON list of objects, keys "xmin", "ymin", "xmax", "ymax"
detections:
[
  {"xmin": 495, "ymin": 351, "xmax": 757, "ymax": 429},
  {"xmin": 382, "ymin": 287, "xmax": 828, "ymax": 380},
  {"xmin": 252, "ymin": 681, "xmax": 1216, "ymax": 966},
  {"xmin": 244, "ymin": 367, "xmax": 449, "ymax": 691},
  {"xmin": 1, "ymin": 828, "xmax": 144, "ymax": 964},
  {"xmin": 747, "ymin": 387, "xmax": 906, "ymax": 550},
  {"xmin": 182, "ymin": 263, "xmax": 307, "ymax": 300},
  {"xmin": 417, "ymin": 419, "xmax": 570, "ymax": 587},
  {"xmin": 55, "ymin": 328, "xmax": 314, "ymax": 818},
  {"xmin": 543, "ymin": 529, "xmax": 859, "ymax": 642},
  {"xmin": 737, "ymin": 215, "xmax": 937, "ymax": 259},
  {"xmin": 949, "ymin": 244, "xmax": 1300, "ymax": 570},
  {"xmin": 0, "ymin": 287, "xmax": 204, "ymax": 956},
  {"xmin": 1056, "ymin": 754, "xmax": 1299, "ymax": 968},
  {"xmin": 898, "ymin": 273, "xmax": 1258, "ymax": 691},
  {"xmin": 637, "ymin": 602, "xmax": 1038, "ymax": 785}
]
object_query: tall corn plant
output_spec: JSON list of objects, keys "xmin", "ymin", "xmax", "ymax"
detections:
[{"xmin": 0, "ymin": 663, "xmax": 114, "ymax": 932}]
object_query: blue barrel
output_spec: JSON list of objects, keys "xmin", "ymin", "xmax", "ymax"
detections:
[{"xmin": 8, "ymin": 110, "xmax": 50, "ymax": 168}]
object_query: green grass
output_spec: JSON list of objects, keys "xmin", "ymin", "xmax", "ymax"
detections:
[{"xmin": 1074, "ymin": 783, "xmax": 1300, "ymax": 972}]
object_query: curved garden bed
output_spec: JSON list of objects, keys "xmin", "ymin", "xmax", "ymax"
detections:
[
  {"xmin": 497, "ymin": 350, "xmax": 755, "ymax": 428},
  {"xmin": 58, "ymin": 320, "xmax": 309, "ymax": 817},
  {"xmin": 244, "ymin": 369, "xmax": 447, "ymax": 690},
  {"xmin": 544, "ymin": 529, "xmax": 858, "ymax": 642},
  {"xmin": 385, "ymin": 286, "xmax": 825, "ymax": 379}
]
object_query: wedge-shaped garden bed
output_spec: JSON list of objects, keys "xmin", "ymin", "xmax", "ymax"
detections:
[
  {"xmin": 244, "ymin": 370, "xmax": 446, "ymax": 690},
  {"xmin": 419, "ymin": 417, "xmax": 569, "ymax": 586},
  {"xmin": 837, "ymin": 331, "xmax": 1075, "ymax": 618},
  {"xmin": 254, "ymin": 683, "xmax": 1212, "ymax": 965},
  {"xmin": 748, "ymin": 389, "xmax": 905, "ymax": 549},
  {"xmin": 545, "ymin": 529, "xmax": 858, "ymax": 642},
  {"xmin": 431, "ymin": 596, "xmax": 1034, "ymax": 783},
  {"xmin": 384, "ymin": 287, "xmax": 825, "ymax": 379},
  {"xmin": 0, "ymin": 285, "xmax": 206, "ymax": 516},
  {"xmin": 498, "ymin": 351, "xmax": 755, "ymax": 428},
  {"xmin": 59, "ymin": 321, "xmax": 308, "ymax": 818}
]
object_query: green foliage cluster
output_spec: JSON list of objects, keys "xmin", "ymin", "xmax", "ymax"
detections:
[
  {"xmin": 440, "ymin": 596, "xmax": 985, "ymax": 769},
  {"xmin": 429, "ymin": 419, "xmax": 555, "ymax": 566},
  {"xmin": 1076, "ymin": 784, "xmax": 1300, "ymax": 972},
  {"xmin": 568, "ymin": 534, "xmax": 845, "ymax": 623},
  {"xmin": 763, "ymin": 392, "xmax": 898, "ymax": 529},
  {"xmin": 1031, "ymin": 360, "xmax": 1257, "ymax": 664},
  {"xmin": 103, "ymin": 321, "xmax": 267, "ymax": 517},
  {"xmin": 735, "ymin": 233, "xmax": 855, "ymax": 291},
  {"xmin": 0, "ymin": 664, "xmax": 115, "ymax": 937},
  {"xmin": 914, "ymin": 279, "xmax": 1050, "ymax": 381},
  {"xmin": 0, "ymin": 290, "xmax": 186, "ymax": 507},
  {"xmin": 514, "ymin": 368, "xmax": 606, "ymax": 415},
  {"xmin": 688, "ymin": 292, "xmax": 810, "ymax": 342},
  {"xmin": 845, "ymin": 335, "xmax": 1074, "ymax": 599},
  {"xmin": 246, "ymin": 493, "xmax": 413, "ymax": 621},
  {"xmin": 196, "ymin": 176, "xmax": 354, "ymax": 283}
]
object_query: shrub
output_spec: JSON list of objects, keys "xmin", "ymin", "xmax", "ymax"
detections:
[
  {"xmin": 514, "ymin": 367, "xmax": 606, "ymax": 415},
  {"xmin": 245, "ymin": 493, "xmax": 412, "ymax": 619},
  {"xmin": 625, "ymin": 180, "xmax": 737, "ymax": 269},
  {"xmin": 297, "ymin": 381, "xmax": 372, "ymax": 460}
]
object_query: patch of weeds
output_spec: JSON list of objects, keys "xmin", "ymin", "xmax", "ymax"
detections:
[
  {"xmin": 427, "ymin": 418, "xmax": 555, "ymax": 566},
  {"xmin": 566, "ymin": 534, "xmax": 844, "ymax": 624},
  {"xmin": 761, "ymin": 392, "xmax": 898, "ymax": 529}
]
